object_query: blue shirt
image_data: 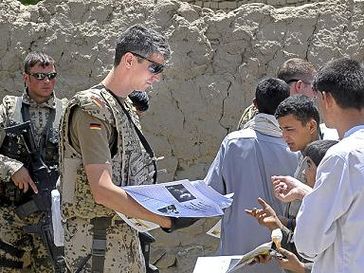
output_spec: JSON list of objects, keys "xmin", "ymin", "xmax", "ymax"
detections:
[{"xmin": 205, "ymin": 127, "xmax": 298, "ymax": 273}]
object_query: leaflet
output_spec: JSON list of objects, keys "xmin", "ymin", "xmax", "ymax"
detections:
[
  {"xmin": 122, "ymin": 179, "xmax": 233, "ymax": 218},
  {"xmin": 226, "ymin": 242, "xmax": 272, "ymax": 272},
  {"xmin": 191, "ymin": 180, "xmax": 234, "ymax": 210},
  {"xmin": 193, "ymin": 241, "xmax": 279, "ymax": 273}
]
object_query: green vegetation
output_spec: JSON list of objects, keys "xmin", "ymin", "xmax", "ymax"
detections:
[{"xmin": 18, "ymin": 0, "xmax": 42, "ymax": 5}]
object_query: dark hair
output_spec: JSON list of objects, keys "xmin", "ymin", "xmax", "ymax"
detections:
[
  {"xmin": 275, "ymin": 95, "xmax": 320, "ymax": 127},
  {"xmin": 312, "ymin": 57, "xmax": 364, "ymax": 110},
  {"xmin": 114, "ymin": 24, "xmax": 171, "ymax": 67},
  {"xmin": 302, "ymin": 140, "xmax": 339, "ymax": 166},
  {"xmin": 255, "ymin": 77, "xmax": 290, "ymax": 115},
  {"xmin": 129, "ymin": 91, "xmax": 149, "ymax": 112},
  {"xmin": 277, "ymin": 58, "xmax": 316, "ymax": 84},
  {"xmin": 24, "ymin": 52, "xmax": 55, "ymax": 73}
]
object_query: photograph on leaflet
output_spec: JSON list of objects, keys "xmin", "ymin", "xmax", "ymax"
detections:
[{"xmin": 166, "ymin": 184, "xmax": 197, "ymax": 203}]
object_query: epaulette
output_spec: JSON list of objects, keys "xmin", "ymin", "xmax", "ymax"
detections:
[
  {"xmin": 72, "ymin": 89, "xmax": 115, "ymax": 126},
  {"xmin": 59, "ymin": 97, "xmax": 69, "ymax": 108}
]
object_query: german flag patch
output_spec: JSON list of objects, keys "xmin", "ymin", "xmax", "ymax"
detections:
[{"xmin": 89, "ymin": 123, "xmax": 102, "ymax": 130}]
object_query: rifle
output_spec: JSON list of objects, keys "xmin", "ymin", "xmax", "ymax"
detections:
[{"xmin": 4, "ymin": 121, "xmax": 65, "ymax": 273}]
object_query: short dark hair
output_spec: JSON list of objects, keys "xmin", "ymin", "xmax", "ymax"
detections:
[
  {"xmin": 24, "ymin": 52, "xmax": 55, "ymax": 74},
  {"xmin": 275, "ymin": 95, "xmax": 320, "ymax": 127},
  {"xmin": 302, "ymin": 140, "xmax": 339, "ymax": 166},
  {"xmin": 255, "ymin": 77, "xmax": 290, "ymax": 115},
  {"xmin": 277, "ymin": 58, "xmax": 316, "ymax": 84},
  {"xmin": 129, "ymin": 91, "xmax": 149, "ymax": 112},
  {"xmin": 312, "ymin": 57, "xmax": 364, "ymax": 110},
  {"xmin": 114, "ymin": 24, "xmax": 171, "ymax": 67}
]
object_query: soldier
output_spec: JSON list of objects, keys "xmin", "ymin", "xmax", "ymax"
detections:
[
  {"xmin": 0, "ymin": 52, "xmax": 67, "ymax": 272},
  {"xmin": 59, "ymin": 25, "xmax": 172, "ymax": 273}
]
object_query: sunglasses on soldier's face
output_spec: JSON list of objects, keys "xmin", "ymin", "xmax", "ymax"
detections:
[
  {"xmin": 27, "ymin": 72, "xmax": 57, "ymax": 80},
  {"xmin": 129, "ymin": 52, "xmax": 165, "ymax": 74}
]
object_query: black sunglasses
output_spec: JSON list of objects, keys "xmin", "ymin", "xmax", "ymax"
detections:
[
  {"xmin": 130, "ymin": 52, "xmax": 165, "ymax": 74},
  {"xmin": 28, "ymin": 72, "xmax": 57, "ymax": 80}
]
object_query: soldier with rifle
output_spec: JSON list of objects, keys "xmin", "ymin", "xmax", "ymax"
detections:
[{"xmin": 0, "ymin": 52, "xmax": 67, "ymax": 272}]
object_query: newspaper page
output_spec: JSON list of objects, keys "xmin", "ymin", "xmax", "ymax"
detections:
[
  {"xmin": 122, "ymin": 179, "xmax": 232, "ymax": 218},
  {"xmin": 190, "ymin": 180, "xmax": 234, "ymax": 209}
]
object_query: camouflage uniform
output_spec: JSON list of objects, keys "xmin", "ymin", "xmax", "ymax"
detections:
[
  {"xmin": 0, "ymin": 92, "xmax": 67, "ymax": 272},
  {"xmin": 237, "ymin": 103, "xmax": 258, "ymax": 130},
  {"xmin": 59, "ymin": 85, "xmax": 157, "ymax": 273}
]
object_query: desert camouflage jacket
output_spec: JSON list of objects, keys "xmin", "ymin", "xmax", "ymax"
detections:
[
  {"xmin": 0, "ymin": 91, "xmax": 67, "ymax": 182},
  {"xmin": 59, "ymin": 85, "xmax": 157, "ymax": 220}
]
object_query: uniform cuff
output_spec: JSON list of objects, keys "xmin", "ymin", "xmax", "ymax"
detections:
[{"xmin": 5, "ymin": 161, "xmax": 24, "ymax": 180}]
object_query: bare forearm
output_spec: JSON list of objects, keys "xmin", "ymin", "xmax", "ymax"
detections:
[
  {"xmin": 97, "ymin": 184, "xmax": 171, "ymax": 228},
  {"xmin": 86, "ymin": 164, "xmax": 171, "ymax": 228},
  {"xmin": 296, "ymin": 184, "xmax": 312, "ymax": 200}
]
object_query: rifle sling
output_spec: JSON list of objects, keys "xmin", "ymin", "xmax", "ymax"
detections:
[
  {"xmin": 0, "ymin": 240, "xmax": 25, "ymax": 259},
  {"xmin": 90, "ymin": 217, "xmax": 111, "ymax": 273},
  {"xmin": 74, "ymin": 217, "xmax": 125, "ymax": 273},
  {"xmin": 21, "ymin": 102, "xmax": 56, "ymax": 155}
]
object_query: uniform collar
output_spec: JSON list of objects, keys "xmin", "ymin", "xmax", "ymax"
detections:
[{"xmin": 22, "ymin": 89, "xmax": 57, "ymax": 109}]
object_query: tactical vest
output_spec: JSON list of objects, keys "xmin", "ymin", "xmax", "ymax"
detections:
[
  {"xmin": 0, "ymin": 95, "xmax": 66, "ymax": 204},
  {"xmin": 60, "ymin": 85, "xmax": 157, "ymax": 220}
]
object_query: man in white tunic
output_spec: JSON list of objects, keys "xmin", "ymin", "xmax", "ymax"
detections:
[
  {"xmin": 275, "ymin": 58, "xmax": 364, "ymax": 273},
  {"xmin": 205, "ymin": 78, "xmax": 298, "ymax": 273}
]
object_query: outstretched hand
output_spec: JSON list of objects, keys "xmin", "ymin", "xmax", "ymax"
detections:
[
  {"xmin": 245, "ymin": 197, "xmax": 283, "ymax": 231},
  {"xmin": 272, "ymin": 175, "xmax": 311, "ymax": 203},
  {"xmin": 11, "ymin": 166, "xmax": 38, "ymax": 193}
]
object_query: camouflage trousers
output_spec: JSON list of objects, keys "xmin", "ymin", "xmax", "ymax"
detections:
[
  {"xmin": 0, "ymin": 206, "xmax": 53, "ymax": 273},
  {"xmin": 64, "ymin": 216, "xmax": 146, "ymax": 273}
]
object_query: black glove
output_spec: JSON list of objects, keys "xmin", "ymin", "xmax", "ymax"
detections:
[{"xmin": 161, "ymin": 217, "xmax": 199, "ymax": 233}]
